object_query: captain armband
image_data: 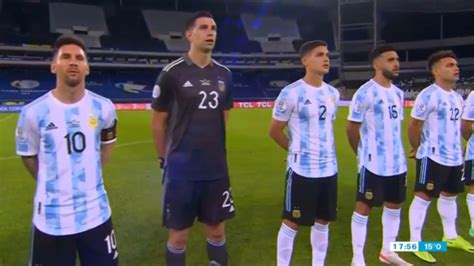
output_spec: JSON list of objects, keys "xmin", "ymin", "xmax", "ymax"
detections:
[{"xmin": 101, "ymin": 119, "xmax": 117, "ymax": 142}]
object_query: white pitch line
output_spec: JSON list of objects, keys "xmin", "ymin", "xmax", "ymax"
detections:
[
  {"xmin": 114, "ymin": 140, "xmax": 152, "ymax": 148},
  {"xmin": 0, "ymin": 114, "xmax": 14, "ymax": 123},
  {"xmin": 0, "ymin": 156, "xmax": 17, "ymax": 161},
  {"xmin": 0, "ymin": 140, "xmax": 151, "ymax": 160}
]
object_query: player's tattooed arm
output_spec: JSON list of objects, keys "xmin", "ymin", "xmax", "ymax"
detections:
[
  {"xmin": 346, "ymin": 121, "xmax": 361, "ymax": 154},
  {"xmin": 21, "ymin": 155, "xmax": 38, "ymax": 180},
  {"xmin": 101, "ymin": 143, "xmax": 115, "ymax": 166},
  {"xmin": 407, "ymin": 117, "xmax": 424, "ymax": 158},
  {"xmin": 151, "ymin": 110, "xmax": 168, "ymax": 161},
  {"xmin": 269, "ymin": 119, "xmax": 289, "ymax": 151}
]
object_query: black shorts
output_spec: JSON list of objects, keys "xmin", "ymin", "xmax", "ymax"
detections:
[
  {"xmin": 282, "ymin": 168, "xmax": 337, "ymax": 226},
  {"xmin": 356, "ymin": 167, "xmax": 407, "ymax": 207},
  {"xmin": 463, "ymin": 160, "xmax": 474, "ymax": 186},
  {"xmin": 162, "ymin": 178, "xmax": 235, "ymax": 230},
  {"xmin": 415, "ymin": 157, "xmax": 464, "ymax": 197},
  {"xmin": 30, "ymin": 218, "xmax": 118, "ymax": 266}
]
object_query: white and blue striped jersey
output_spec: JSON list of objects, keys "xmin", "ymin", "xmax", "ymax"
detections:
[
  {"xmin": 273, "ymin": 79, "xmax": 340, "ymax": 178},
  {"xmin": 15, "ymin": 90, "xmax": 117, "ymax": 236},
  {"xmin": 411, "ymin": 84, "xmax": 463, "ymax": 166},
  {"xmin": 463, "ymin": 91, "xmax": 474, "ymax": 161},
  {"xmin": 348, "ymin": 79, "xmax": 407, "ymax": 176}
]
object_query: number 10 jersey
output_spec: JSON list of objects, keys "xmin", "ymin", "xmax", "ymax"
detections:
[{"xmin": 15, "ymin": 90, "xmax": 117, "ymax": 236}]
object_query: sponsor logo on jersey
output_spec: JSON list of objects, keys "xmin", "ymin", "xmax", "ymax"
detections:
[
  {"xmin": 183, "ymin": 81, "xmax": 193, "ymax": 87},
  {"xmin": 45, "ymin": 122, "xmax": 58, "ymax": 131}
]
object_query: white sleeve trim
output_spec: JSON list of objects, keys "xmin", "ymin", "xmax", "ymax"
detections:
[{"xmin": 101, "ymin": 138, "xmax": 117, "ymax": 145}]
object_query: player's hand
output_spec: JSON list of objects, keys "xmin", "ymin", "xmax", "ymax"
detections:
[
  {"xmin": 159, "ymin": 157, "xmax": 165, "ymax": 169},
  {"xmin": 408, "ymin": 149, "xmax": 416, "ymax": 159}
]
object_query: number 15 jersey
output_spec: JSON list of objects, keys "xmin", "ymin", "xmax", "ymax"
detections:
[{"xmin": 348, "ymin": 79, "xmax": 407, "ymax": 176}]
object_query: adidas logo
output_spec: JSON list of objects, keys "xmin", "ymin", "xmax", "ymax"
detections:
[
  {"xmin": 45, "ymin": 122, "xmax": 58, "ymax": 131},
  {"xmin": 304, "ymin": 99, "xmax": 312, "ymax": 105},
  {"xmin": 183, "ymin": 81, "xmax": 193, "ymax": 87}
]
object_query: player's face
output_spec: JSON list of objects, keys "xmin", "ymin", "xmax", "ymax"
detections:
[
  {"xmin": 51, "ymin": 44, "xmax": 89, "ymax": 87},
  {"xmin": 433, "ymin": 57, "xmax": 460, "ymax": 83},
  {"xmin": 374, "ymin": 51, "xmax": 400, "ymax": 80},
  {"xmin": 187, "ymin": 17, "xmax": 217, "ymax": 54},
  {"xmin": 302, "ymin": 46, "xmax": 330, "ymax": 75}
]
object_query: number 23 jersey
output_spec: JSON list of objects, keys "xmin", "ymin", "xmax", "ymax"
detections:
[{"xmin": 151, "ymin": 55, "xmax": 233, "ymax": 181}]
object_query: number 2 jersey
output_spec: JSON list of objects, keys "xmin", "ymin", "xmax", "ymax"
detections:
[
  {"xmin": 411, "ymin": 83, "xmax": 463, "ymax": 166},
  {"xmin": 272, "ymin": 79, "xmax": 340, "ymax": 178},
  {"xmin": 15, "ymin": 90, "xmax": 117, "ymax": 236},
  {"xmin": 151, "ymin": 55, "xmax": 233, "ymax": 181}
]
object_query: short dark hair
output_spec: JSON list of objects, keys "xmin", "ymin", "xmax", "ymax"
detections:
[
  {"xmin": 368, "ymin": 45, "xmax": 397, "ymax": 64},
  {"xmin": 53, "ymin": 34, "xmax": 87, "ymax": 58},
  {"xmin": 185, "ymin": 11, "xmax": 214, "ymax": 32},
  {"xmin": 299, "ymin": 40, "xmax": 328, "ymax": 58},
  {"xmin": 427, "ymin": 50, "xmax": 457, "ymax": 71}
]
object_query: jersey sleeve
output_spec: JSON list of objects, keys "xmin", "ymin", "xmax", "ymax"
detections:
[
  {"xmin": 16, "ymin": 107, "xmax": 40, "ymax": 156},
  {"xmin": 224, "ymin": 70, "xmax": 233, "ymax": 110},
  {"xmin": 411, "ymin": 91, "xmax": 431, "ymax": 121},
  {"xmin": 348, "ymin": 88, "xmax": 369, "ymax": 122},
  {"xmin": 399, "ymin": 90, "xmax": 405, "ymax": 120},
  {"xmin": 462, "ymin": 92, "xmax": 474, "ymax": 121},
  {"xmin": 151, "ymin": 70, "xmax": 174, "ymax": 112},
  {"xmin": 101, "ymin": 100, "xmax": 118, "ymax": 144},
  {"xmin": 272, "ymin": 88, "xmax": 294, "ymax": 122},
  {"xmin": 332, "ymin": 88, "xmax": 340, "ymax": 120}
]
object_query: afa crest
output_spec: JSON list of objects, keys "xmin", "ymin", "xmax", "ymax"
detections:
[
  {"xmin": 88, "ymin": 115, "xmax": 98, "ymax": 128},
  {"xmin": 292, "ymin": 209, "xmax": 301, "ymax": 219},
  {"xmin": 426, "ymin": 182, "xmax": 434, "ymax": 191},
  {"xmin": 218, "ymin": 80, "xmax": 226, "ymax": 92},
  {"xmin": 365, "ymin": 191, "xmax": 373, "ymax": 200}
]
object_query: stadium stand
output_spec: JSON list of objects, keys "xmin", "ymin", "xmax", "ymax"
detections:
[{"xmin": 0, "ymin": 0, "xmax": 474, "ymax": 105}]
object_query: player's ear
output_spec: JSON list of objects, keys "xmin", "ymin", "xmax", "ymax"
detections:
[
  {"xmin": 372, "ymin": 58, "xmax": 380, "ymax": 71},
  {"xmin": 50, "ymin": 60, "xmax": 57, "ymax": 74},
  {"xmin": 301, "ymin": 56, "xmax": 307, "ymax": 66},
  {"xmin": 84, "ymin": 63, "xmax": 90, "ymax": 76},
  {"xmin": 185, "ymin": 29, "xmax": 193, "ymax": 42}
]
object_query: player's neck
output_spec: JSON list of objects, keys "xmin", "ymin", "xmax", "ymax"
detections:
[
  {"xmin": 187, "ymin": 50, "xmax": 212, "ymax": 68},
  {"xmin": 52, "ymin": 84, "xmax": 86, "ymax": 104},
  {"xmin": 372, "ymin": 75, "xmax": 392, "ymax": 88},
  {"xmin": 435, "ymin": 80, "xmax": 454, "ymax": 91},
  {"xmin": 303, "ymin": 74, "xmax": 323, "ymax": 88}
]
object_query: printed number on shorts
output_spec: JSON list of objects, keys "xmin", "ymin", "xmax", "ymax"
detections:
[
  {"xmin": 104, "ymin": 229, "xmax": 118, "ymax": 254},
  {"xmin": 222, "ymin": 189, "xmax": 235, "ymax": 212}
]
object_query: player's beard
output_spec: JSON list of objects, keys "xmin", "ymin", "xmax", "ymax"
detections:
[
  {"xmin": 382, "ymin": 69, "xmax": 398, "ymax": 80},
  {"xmin": 64, "ymin": 76, "xmax": 82, "ymax": 87}
]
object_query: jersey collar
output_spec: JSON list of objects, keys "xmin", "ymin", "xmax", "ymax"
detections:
[{"xmin": 183, "ymin": 53, "xmax": 214, "ymax": 68}]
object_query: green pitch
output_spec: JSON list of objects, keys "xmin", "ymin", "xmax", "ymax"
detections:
[{"xmin": 1, "ymin": 108, "xmax": 473, "ymax": 265}]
